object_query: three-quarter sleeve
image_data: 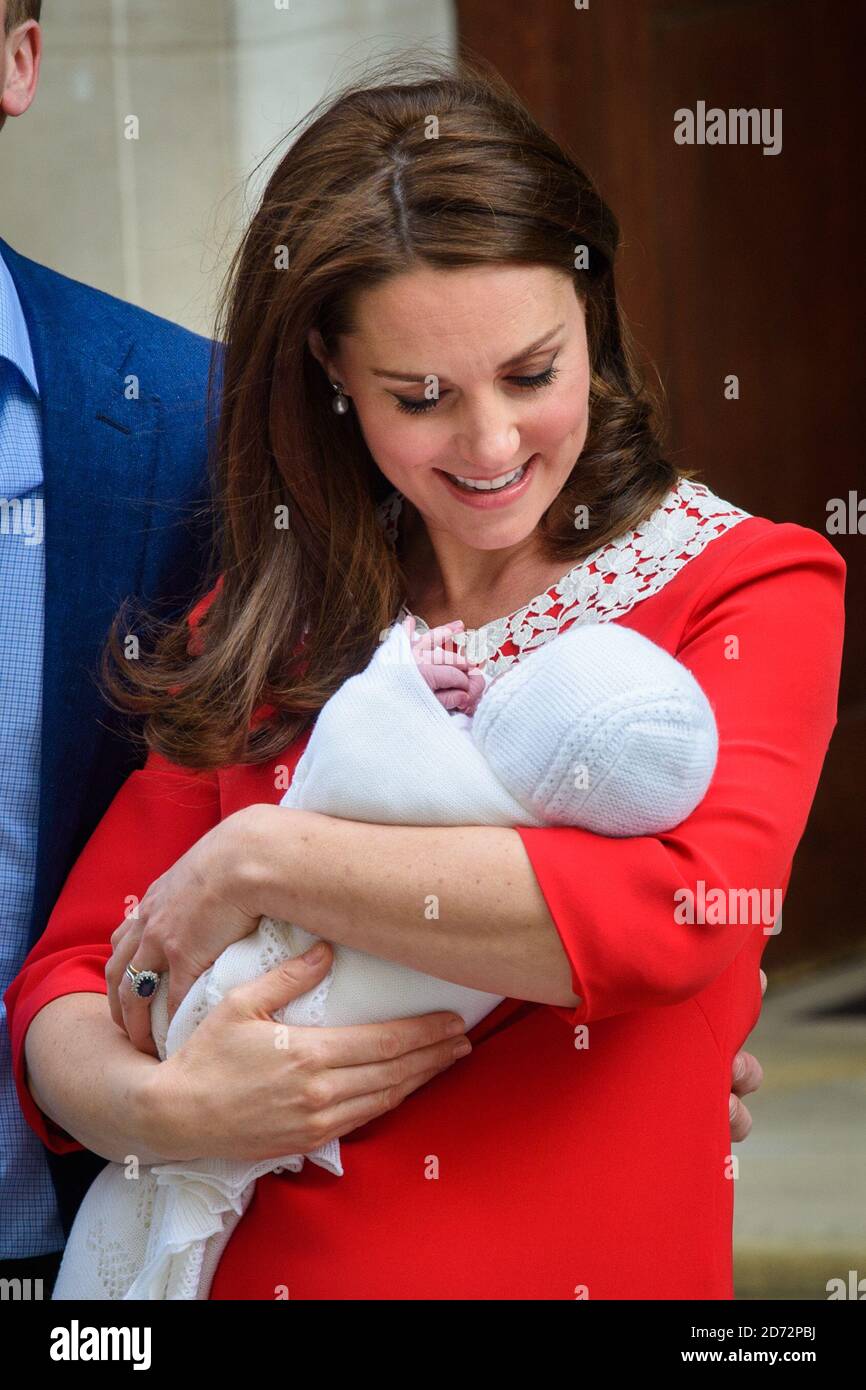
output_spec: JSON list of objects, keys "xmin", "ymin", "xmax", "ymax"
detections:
[
  {"xmin": 3, "ymin": 749, "xmax": 221, "ymax": 1153},
  {"xmin": 515, "ymin": 521, "xmax": 846, "ymax": 1027}
]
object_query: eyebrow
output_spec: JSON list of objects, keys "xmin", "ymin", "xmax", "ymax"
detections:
[{"xmin": 369, "ymin": 322, "xmax": 566, "ymax": 383}]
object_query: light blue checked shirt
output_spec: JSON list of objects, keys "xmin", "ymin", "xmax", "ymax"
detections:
[{"xmin": 0, "ymin": 246, "xmax": 63, "ymax": 1258}]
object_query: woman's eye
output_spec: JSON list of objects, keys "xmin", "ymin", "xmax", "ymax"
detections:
[
  {"xmin": 393, "ymin": 363, "xmax": 560, "ymax": 415},
  {"xmin": 394, "ymin": 395, "xmax": 439, "ymax": 416},
  {"xmin": 510, "ymin": 364, "xmax": 560, "ymax": 391}
]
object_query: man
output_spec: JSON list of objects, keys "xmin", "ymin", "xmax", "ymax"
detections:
[{"xmin": 0, "ymin": 0, "xmax": 219, "ymax": 1289}]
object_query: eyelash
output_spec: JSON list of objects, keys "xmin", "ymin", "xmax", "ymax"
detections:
[{"xmin": 393, "ymin": 363, "xmax": 560, "ymax": 415}]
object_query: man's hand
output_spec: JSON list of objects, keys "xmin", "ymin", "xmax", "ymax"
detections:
[{"xmin": 730, "ymin": 968, "xmax": 767, "ymax": 1141}]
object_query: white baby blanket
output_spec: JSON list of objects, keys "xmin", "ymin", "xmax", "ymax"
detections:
[{"xmin": 52, "ymin": 617, "xmax": 718, "ymax": 1300}]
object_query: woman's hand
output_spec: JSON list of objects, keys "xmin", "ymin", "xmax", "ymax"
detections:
[
  {"xmin": 105, "ymin": 808, "xmax": 274, "ymax": 1056},
  {"xmin": 141, "ymin": 943, "xmax": 473, "ymax": 1163},
  {"xmin": 729, "ymin": 968, "xmax": 767, "ymax": 1141}
]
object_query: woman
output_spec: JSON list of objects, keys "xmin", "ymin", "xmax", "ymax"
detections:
[{"xmin": 5, "ymin": 59, "xmax": 843, "ymax": 1299}]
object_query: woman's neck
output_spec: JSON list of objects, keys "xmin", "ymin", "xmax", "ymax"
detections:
[{"xmin": 398, "ymin": 496, "xmax": 569, "ymax": 632}]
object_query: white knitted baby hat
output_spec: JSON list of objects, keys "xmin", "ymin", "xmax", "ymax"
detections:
[{"xmin": 471, "ymin": 621, "xmax": 718, "ymax": 836}]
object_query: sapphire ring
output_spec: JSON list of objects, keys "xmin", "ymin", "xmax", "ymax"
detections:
[{"xmin": 125, "ymin": 963, "xmax": 161, "ymax": 999}]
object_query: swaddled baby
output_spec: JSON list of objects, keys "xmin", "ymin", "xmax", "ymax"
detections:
[{"xmin": 53, "ymin": 613, "xmax": 719, "ymax": 1301}]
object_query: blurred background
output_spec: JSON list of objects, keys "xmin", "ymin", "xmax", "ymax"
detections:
[{"xmin": 1, "ymin": 0, "xmax": 863, "ymax": 1299}]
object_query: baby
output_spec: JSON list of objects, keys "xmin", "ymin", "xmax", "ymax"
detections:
[{"xmin": 53, "ymin": 613, "xmax": 719, "ymax": 1301}]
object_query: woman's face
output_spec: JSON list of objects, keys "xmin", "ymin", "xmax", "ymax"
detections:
[{"xmin": 309, "ymin": 263, "xmax": 591, "ymax": 553}]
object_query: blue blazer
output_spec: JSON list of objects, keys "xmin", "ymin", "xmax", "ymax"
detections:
[{"xmin": 1, "ymin": 238, "xmax": 221, "ymax": 1235}]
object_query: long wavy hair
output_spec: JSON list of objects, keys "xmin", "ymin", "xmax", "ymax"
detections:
[{"xmin": 99, "ymin": 52, "xmax": 681, "ymax": 771}]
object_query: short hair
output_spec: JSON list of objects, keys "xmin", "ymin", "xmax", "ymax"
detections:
[{"xmin": 5, "ymin": 1, "xmax": 42, "ymax": 33}]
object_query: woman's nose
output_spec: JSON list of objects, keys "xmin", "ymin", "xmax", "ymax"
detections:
[{"xmin": 455, "ymin": 398, "xmax": 523, "ymax": 474}]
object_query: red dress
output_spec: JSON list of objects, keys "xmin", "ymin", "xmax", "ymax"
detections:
[{"xmin": 4, "ymin": 481, "xmax": 846, "ymax": 1299}]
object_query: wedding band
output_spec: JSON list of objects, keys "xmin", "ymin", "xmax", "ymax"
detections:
[{"xmin": 125, "ymin": 963, "xmax": 161, "ymax": 999}]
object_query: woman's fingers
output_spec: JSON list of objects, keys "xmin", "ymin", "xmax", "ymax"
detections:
[
  {"xmin": 105, "ymin": 918, "xmax": 148, "ymax": 1031},
  {"xmin": 311, "ymin": 1010, "xmax": 467, "ymax": 1067},
  {"xmin": 304, "ymin": 1028, "xmax": 470, "ymax": 1111},
  {"xmin": 295, "ymin": 1028, "xmax": 472, "ymax": 1145},
  {"xmin": 228, "ymin": 945, "xmax": 335, "ymax": 1021},
  {"xmin": 165, "ymin": 961, "xmax": 212, "ymax": 1029},
  {"xmin": 105, "ymin": 917, "xmax": 137, "ymax": 1026},
  {"xmin": 161, "ymin": 979, "xmax": 471, "ymax": 1160},
  {"xmin": 104, "ymin": 816, "xmax": 270, "ymax": 1055},
  {"xmin": 107, "ymin": 903, "xmax": 177, "ymax": 1055},
  {"xmin": 312, "ymin": 1059, "xmax": 468, "ymax": 1146},
  {"xmin": 116, "ymin": 934, "xmax": 167, "ymax": 1058},
  {"xmin": 228, "ymin": 976, "xmax": 471, "ymax": 1151}
]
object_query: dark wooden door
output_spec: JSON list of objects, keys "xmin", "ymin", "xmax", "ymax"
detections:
[{"xmin": 456, "ymin": 0, "xmax": 865, "ymax": 970}]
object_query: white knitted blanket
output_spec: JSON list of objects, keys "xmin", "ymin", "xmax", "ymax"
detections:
[{"xmin": 52, "ymin": 618, "xmax": 717, "ymax": 1300}]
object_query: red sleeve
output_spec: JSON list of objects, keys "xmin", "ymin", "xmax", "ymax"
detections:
[
  {"xmin": 185, "ymin": 575, "xmax": 223, "ymax": 657},
  {"xmin": 515, "ymin": 522, "xmax": 846, "ymax": 1027},
  {"xmin": 3, "ymin": 615, "xmax": 223, "ymax": 1152}
]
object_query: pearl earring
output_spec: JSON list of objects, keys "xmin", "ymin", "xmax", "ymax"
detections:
[{"xmin": 331, "ymin": 380, "xmax": 350, "ymax": 415}]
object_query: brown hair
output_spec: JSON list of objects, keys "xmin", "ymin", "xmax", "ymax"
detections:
[
  {"xmin": 99, "ymin": 52, "xmax": 680, "ymax": 771},
  {"xmin": 4, "ymin": 0, "xmax": 41, "ymax": 32}
]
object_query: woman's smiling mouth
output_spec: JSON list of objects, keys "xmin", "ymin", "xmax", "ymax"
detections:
[{"xmin": 436, "ymin": 454, "xmax": 539, "ymax": 507}]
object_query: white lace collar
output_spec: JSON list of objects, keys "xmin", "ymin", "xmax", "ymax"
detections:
[{"xmin": 376, "ymin": 477, "xmax": 750, "ymax": 675}]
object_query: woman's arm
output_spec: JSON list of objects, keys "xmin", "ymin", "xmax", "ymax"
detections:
[
  {"xmin": 3, "ymin": 748, "xmax": 223, "ymax": 1157},
  {"xmin": 246, "ymin": 807, "xmax": 576, "ymax": 1005},
  {"xmin": 24, "ymin": 993, "xmax": 173, "ymax": 1164},
  {"xmin": 5, "ymin": 740, "xmax": 472, "ymax": 1166},
  {"xmin": 236, "ymin": 520, "xmax": 844, "ymax": 1023},
  {"xmin": 104, "ymin": 520, "xmax": 842, "ymax": 1048},
  {"xmin": 22, "ymin": 954, "xmax": 471, "ymax": 1166}
]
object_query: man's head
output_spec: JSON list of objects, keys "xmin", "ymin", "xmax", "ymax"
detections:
[{"xmin": 1, "ymin": 0, "xmax": 42, "ymax": 132}]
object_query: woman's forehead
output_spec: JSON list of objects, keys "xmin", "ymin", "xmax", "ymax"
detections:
[{"xmin": 347, "ymin": 264, "xmax": 581, "ymax": 366}]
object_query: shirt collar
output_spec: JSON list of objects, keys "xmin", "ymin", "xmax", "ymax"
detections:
[{"xmin": 0, "ymin": 245, "xmax": 40, "ymax": 398}]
